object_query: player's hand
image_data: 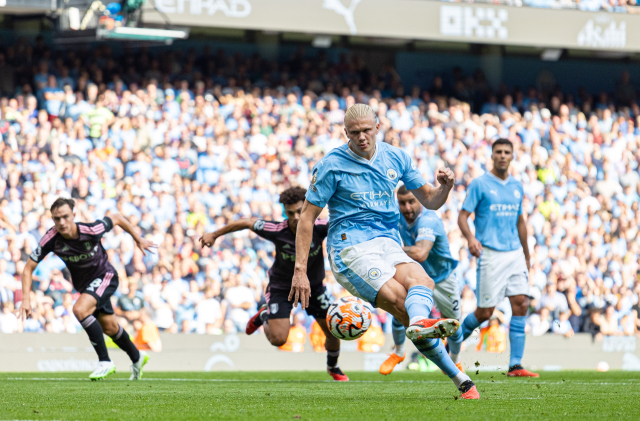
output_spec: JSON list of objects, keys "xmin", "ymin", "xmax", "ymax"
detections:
[
  {"xmin": 199, "ymin": 233, "xmax": 218, "ymax": 248},
  {"xmin": 136, "ymin": 238, "xmax": 158, "ymax": 256},
  {"xmin": 468, "ymin": 238, "xmax": 483, "ymax": 258},
  {"xmin": 289, "ymin": 269, "xmax": 311, "ymax": 309},
  {"xmin": 436, "ymin": 167, "xmax": 455, "ymax": 190},
  {"xmin": 16, "ymin": 301, "xmax": 31, "ymax": 321}
]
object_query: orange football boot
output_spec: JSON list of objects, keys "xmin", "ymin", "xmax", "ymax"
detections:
[
  {"xmin": 459, "ymin": 381, "xmax": 480, "ymax": 400},
  {"xmin": 507, "ymin": 364, "xmax": 539, "ymax": 377},
  {"xmin": 406, "ymin": 318, "xmax": 460, "ymax": 341},
  {"xmin": 379, "ymin": 353, "xmax": 405, "ymax": 375}
]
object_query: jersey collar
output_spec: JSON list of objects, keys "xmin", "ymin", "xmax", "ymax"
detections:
[
  {"xmin": 487, "ymin": 171, "xmax": 511, "ymax": 186},
  {"xmin": 346, "ymin": 142, "xmax": 379, "ymax": 165}
]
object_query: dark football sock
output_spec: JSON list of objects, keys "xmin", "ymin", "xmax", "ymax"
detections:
[
  {"xmin": 110, "ymin": 325, "xmax": 140, "ymax": 363},
  {"xmin": 81, "ymin": 315, "xmax": 110, "ymax": 362},
  {"xmin": 327, "ymin": 350, "xmax": 340, "ymax": 368}
]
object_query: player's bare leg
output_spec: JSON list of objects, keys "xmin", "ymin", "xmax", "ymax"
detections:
[
  {"xmin": 317, "ymin": 318, "xmax": 348, "ymax": 381},
  {"xmin": 73, "ymin": 294, "xmax": 115, "ymax": 380},
  {"xmin": 97, "ymin": 313, "xmax": 147, "ymax": 380},
  {"xmin": 375, "ymin": 270, "xmax": 479, "ymax": 399},
  {"xmin": 263, "ymin": 318, "xmax": 291, "ymax": 347}
]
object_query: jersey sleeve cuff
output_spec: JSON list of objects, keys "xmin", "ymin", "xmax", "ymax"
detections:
[
  {"xmin": 403, "ymin": 179, "xmax": 426, "ymax": 190},
  {"xmin": 103, "ymin": 216, "xmax": 114, "ymax": 232},
  {"xmin": 305, "ymin": 197, "xmax": 326, "ymax": 209}
]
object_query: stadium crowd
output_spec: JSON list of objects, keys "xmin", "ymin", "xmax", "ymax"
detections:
[
  {"xmin": 0, "ymin": 41, "xmax": 638, "ymax": 346},
  {"xmin": 447, "ymin": 0, "xmax": 639, "ymax": 13}
]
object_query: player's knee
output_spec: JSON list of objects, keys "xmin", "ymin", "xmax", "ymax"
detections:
[
  {"xmin": 511, "ymin": 297, "xmax": 529, "ymax": 316},
  {"xmin": 269, "ymin": 335, "xmax": 288, "ymax": 347},
  {"xmin": 406, "ymin": 272, "xmax": 435, "ymax": 291},
  {"xmin": 475, "ymin": 307, "xmax": 493, "ymax": 323},
  {"xmin": 72, "ymin": 305, "xmax": 90, "ymax": 321}
]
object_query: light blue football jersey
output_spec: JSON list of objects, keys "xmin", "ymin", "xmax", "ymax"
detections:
[
  {"xmin": 399, "ymin": 208, "xmax": 458, "ymax": 284},
  {"xmin": 461, "ymin": 172, "xmax": 524, "ymax": 251},
  {"xmin": 306, "ymin": 142, "xmax": 426, "ymax": 253}
]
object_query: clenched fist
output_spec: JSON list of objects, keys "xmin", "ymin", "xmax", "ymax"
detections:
[{"xmin": 436, "ymin": 167, "xmax": 455, "ymax": 189}]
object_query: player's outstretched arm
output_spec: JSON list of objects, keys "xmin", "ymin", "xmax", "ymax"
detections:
[
  {"xmin": 108, "ymin": 213, "xmax": 158, "ymax": 256},
  {"xmin": 410, "ymin": 167, "xmax": 455, "ymax": 210},
  {"xmin": 199, "ymin": 218, "xmax": 258, "ymax": 248},
  {"xmin": 458, "ymin": 209, "xmax": 483, "ymax": 258},
  {"xmin": 291, "ymin": 200, "xmax": 323, "ymax": 309},
  {"xmin": 17, "ymin": 258, "xmax": 38, "ymax": 321}
]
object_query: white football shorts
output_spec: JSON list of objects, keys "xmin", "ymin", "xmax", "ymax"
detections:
[
  {"xmin": 329, "ymin": 237, "xmax": 414, "ymax": 304},
  {"xmin": 476, "ymin": 246, "xmax": 529, "ymax": 308}
]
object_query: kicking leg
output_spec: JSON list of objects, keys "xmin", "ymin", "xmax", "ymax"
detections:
[{"xmin": 375, "ymin": 275, "xmax": 478, "ymax": 399}]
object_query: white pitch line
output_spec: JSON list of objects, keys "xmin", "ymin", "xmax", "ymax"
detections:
[{"xmin": 3, "ymin": 377, "xmax": 640, "ymax": 386}]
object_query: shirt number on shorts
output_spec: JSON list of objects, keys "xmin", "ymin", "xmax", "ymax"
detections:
[
  {"xmin": 317, "ymin": 290, "xmax": 331, "ymax": 310},
  {"xmin": 86, "ymin": 279, "xmax": 102, "ymax": 292},
  {"xmin": 452, "ymin": 300, "xmax": 459, "ymax": 312}
]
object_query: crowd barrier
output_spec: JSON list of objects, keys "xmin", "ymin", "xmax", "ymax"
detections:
[{"xmin": 1, "ymin": 333, "xmax": 639, "ymax": 372}]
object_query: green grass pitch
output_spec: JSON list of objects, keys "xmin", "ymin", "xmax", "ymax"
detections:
[{"xmin": 1, "ymin": 371, "xmax": 639, "ymax": 420}]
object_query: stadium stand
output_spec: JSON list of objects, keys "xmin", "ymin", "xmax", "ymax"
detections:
[{"xmin": 0, "ymin": 40, "xmax": 638, "ymax": 343}]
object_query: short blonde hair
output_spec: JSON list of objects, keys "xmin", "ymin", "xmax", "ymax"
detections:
[{"xmin": 344, "ymin": 103, "xmax": 376, "ymax": 125}]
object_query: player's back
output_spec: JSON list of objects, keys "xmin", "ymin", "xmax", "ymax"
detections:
[
  {"xmin": 462, "ymin": 172, "xmax": 523, "ymax": 252},
  {"xmin": 399, "ymin": 209, "xmax": 457, "ymax": 283},
  {"xmin": 307, "ymin": 142, "xmax": 425, "ymax": 253}
]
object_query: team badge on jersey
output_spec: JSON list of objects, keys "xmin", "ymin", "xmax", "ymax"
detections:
[
  {"xmin": 387, "ymin": 169, "xmax": 397, "ymax": 180},
  {"xmin": 368, "ymin": 268, "xmax": 382, "ymax": 280},
  {"xmin": 514, "ymin": 190, "xmax": 521, "ymax": 199},
  {"xmin": 310, "ymin": 169, "xmax": 318, "ymax": 192}
]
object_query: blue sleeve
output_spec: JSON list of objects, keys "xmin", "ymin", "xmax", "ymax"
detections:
[
  {"xmin": 305, "ymin": 161, "xmax": 337, "ymax": 208},
  {"xmin": 415, "ymin": 217, "xmax": 437, "ymax": 243},
  {"xmin": 462, "ymin": 180, "xmax": 482, "ymax": 213},
  {"xmin": 400, "ymin": 150, "xmax": 426, "ymax": 190}
]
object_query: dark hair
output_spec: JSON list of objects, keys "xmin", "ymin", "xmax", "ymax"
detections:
[
  {"xmin": 50, "ymin": 197, "xmax": 75, "ymax": 213},
  {"xmin": 279, "ymin": 186, "xmax": 307, "ymax": 205},
  {"xmin": 397, "ymin": 185, "xmax": 410, "ymax": 196},
  {"xmin": 492, "ymin": 138, "xmax": 513, "ymax": 151}
]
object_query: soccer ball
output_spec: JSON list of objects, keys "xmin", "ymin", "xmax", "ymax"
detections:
[{"xmin": 326, "ymin": 296, "xmax": 372, "ymax": 340}]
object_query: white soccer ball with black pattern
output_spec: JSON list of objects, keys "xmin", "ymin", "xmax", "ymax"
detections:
[{"xmin": 326, "ymin": 296, "xmax": 372, "ymax": 340}]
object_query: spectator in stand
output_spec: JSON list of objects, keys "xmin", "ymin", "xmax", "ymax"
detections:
[{"xmin": 0, "ymin": 39, "xmax": 638, "ymax": 343}]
